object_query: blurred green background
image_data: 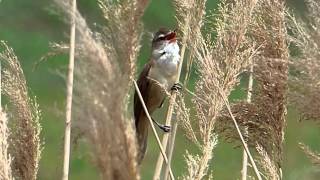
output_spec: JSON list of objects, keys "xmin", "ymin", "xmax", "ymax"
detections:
[{"xmin": 0, "ymin": 0, "xmax": 319, "ymax": 179}]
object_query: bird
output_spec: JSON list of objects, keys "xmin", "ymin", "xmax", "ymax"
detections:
[{"xmin": 134, "ymin": 28, "xmax": 181, "ymax": 164}]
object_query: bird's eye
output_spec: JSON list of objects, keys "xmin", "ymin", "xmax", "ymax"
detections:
[
  {"xmin": 157, "ymin": 36, "xmax": 166, "ymax": 41},
  {"xmin": 161, "ymin": 51, "xmax": 166, "ymax": 56}
]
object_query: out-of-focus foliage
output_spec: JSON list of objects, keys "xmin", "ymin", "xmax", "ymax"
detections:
[{"xmin": 0, "ymin": 0, "xmax": 319, "ymax": 179}]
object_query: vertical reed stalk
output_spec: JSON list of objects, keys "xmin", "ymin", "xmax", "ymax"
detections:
[
  {"xmin": 153, "ymin": 16, "xmax": 190, "ymax": 180},
  {"xmin": 163, "ymin": 120, "xmax": 177, "ymax": 180},
  {"xmin": 164, "ymin": 35, "xmax": 198, "ymax": 180},
  {"xmin": 62, "ymin": 0, "xmax": 76, "ymax": 179},
  {"xmin": 241, "ymin": 62, "xmax": 254, "ymax": 180}
]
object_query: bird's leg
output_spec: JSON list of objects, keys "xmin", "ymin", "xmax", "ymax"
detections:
[
  {"xmin": 152, "ymin": 117, "xmax": 171, "ymax": 133},
  {"xmin": 171, "ymin": 82, "xmax": 182, "ymax": 91}
]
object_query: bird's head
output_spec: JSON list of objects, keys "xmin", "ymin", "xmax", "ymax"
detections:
[{"xmin": 151, "ymin": 28, "xmax": 179, "ymax": 59}]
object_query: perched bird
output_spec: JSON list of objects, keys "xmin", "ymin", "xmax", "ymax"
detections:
[{"xmin": 134, "ymin": 28, "xmax": 180, "ymax": 164}]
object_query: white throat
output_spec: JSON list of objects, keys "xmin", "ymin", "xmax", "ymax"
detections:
[
  {"xmin": 152, "ymin": 41, "xmax": 180, "ymax": 76},
  {"xmin": 148, "ymin": 41, "xmax": 180, "ymax": 90}
]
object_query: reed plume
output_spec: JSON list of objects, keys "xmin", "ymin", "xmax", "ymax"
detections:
[
  {"xmin": 299, "ymin": 143, "xmax": 320, "ymax": 167},
  {"xmin": 287, "ymin": 0, "xmax": 320, "ymax": 167},
  {"xmin": 288, "ymin": 0, "xmax": 320, "ymax": 122},
  {"xmin": 0, "ymin": 41, "xmax": 42, "ymax": 180},
  {"xmin": 217, "ymin": 0, "xmax": 288, "ymax": 178},
  {"xmin": 180, "ymin": 0, "xmax": 259, "ymax": 179},
  {"xmin": 55, "ymin": 0, "xmax": 148, "ymax": 179},
  {"xmin": 256, "ymin": 145, "xmax": 281, "ymax": 180},
  {"xmin": 0, "ymin": 110, "xmax": 13, "ymax": 180}
]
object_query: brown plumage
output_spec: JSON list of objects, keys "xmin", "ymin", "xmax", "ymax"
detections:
[{"xmin": 134, "ymin": 59, "xmax": 175, "ymax": 164}]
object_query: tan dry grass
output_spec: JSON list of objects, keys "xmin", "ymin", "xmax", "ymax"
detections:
[
  {"xmin": 55, "ymin": 0, "xmax": 148, "ymax": 179},
  {"xmin": 299, "ymin": 143, "xmax": 320, "ymax": 167},
  {"xmin": 0, "ymin": 110, "xmax": 13, "ymax": 180},
  {"xmin": 180, "ymin": 0, "xmax": 260, "ymax": 179},
  {"xmin": 287, "ymin": 0, "xmax": 320, "ymax": 168},
  {"xmin": 216, "ymin": 0, "xmax": 289, "ymax": 178},
  {"xmin": 288, "ymin": 0, "xmax": 320, "ymax": 122},
  {"xmin": 256, "ymin": 145, "xmax": 280, "ymax": 180},
  {"xmin": 0, "ymin": 41, "xmax": 42, "ymax": 180}
]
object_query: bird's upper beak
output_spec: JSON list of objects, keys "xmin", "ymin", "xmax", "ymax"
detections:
[{"xmin": 165, "ymin": 31, "xmax": 177, "ymax": 43}]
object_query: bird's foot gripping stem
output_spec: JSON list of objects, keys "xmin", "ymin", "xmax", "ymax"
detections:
[
  {"xmin": 159, "ymin": 125, "xmax": 171, "ymax": 133},
  {"xmin": 152, "ymin": 118, "xmax": 171, "ymax": 133},
  {"xmin": 171, "ymin": 82, "xmax": 182, "ymax": 91}
]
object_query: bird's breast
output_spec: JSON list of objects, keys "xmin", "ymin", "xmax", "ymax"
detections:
[
  {"xmin": 148, "ymin": 58, "xmax": 178, "ymax": 91},
  {"xmin": 148, "ymin": 41, "xmax": 180, "ymax": 91}
]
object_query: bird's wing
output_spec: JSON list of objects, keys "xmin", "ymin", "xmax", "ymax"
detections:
[{"xmin": 134, "ymin": 62, "xmax": 152, "ymax": 127}]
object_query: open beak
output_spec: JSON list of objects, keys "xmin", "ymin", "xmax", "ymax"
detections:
[{"xmin": 165, "ymin": 31, "xmax": 177, "ymax": 43}]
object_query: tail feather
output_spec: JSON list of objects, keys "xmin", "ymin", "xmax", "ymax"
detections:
[
  {"xmin": 136, "ymin": 114, "xmax": 149, "ymax": 164},
  {"xmin": 133, "ymin": 62, "xmax": 152, "ymax": 164}
]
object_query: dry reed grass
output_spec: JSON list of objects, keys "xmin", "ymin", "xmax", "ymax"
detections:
[
  {"xmin": 0, "ymin": 110, "xmax": 13, "ymax": 180},
  {"xmin": 47, "ymin": 0, "xmax": 320, "ymax": 179},
  {"xmin": 179, "ymin": 0, "xmax": 260, "ymax": 179},
  {"xmin": 55, "ymin": 0, "xmax": 148, "ymax": 179},
  {"xmin": 288, "ymin": 0, "xmax": 320, "ymax": 122},
  {"xmin": 0, "ymin": 41, "xmax": 42, "ymax": 180},
  {"xmin": 2, "ymin": 0, "xmax": 320, "ymax": 179},
  {"xmin": 256, "ymin": 145, "xmax": 280, "ymax": 180},
  {"xmin": 287, "ymin": 0, "xmax": 320, "ymax": 168},
  {"xmin": 217, "ymin": 0, "xmax": 289, "ymax": 178},
  {"xmin": 299, "ymin": 143, "xmax": 320, "ymax": 167}
]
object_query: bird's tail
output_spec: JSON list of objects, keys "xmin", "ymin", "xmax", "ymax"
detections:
[{"xmin": 135, "ymin": 113, "xmax": 149, "ymax": 164}]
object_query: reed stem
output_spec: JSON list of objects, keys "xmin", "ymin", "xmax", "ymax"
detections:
[
  {"xmin": 241, "ymin": 61, "xmax": 254, "ymax": 180},
  {"xmin": 62, "ymin": 0, "xmax": 76, "ymax": 179},
  {"xmin": 153, "ymin": 16, "xmax": 190, "ymax": 180}
]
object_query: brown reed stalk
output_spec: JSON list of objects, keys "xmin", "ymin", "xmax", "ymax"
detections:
[
  {"xmin": 0, "ymin": 41, "xmax": 42, "ymax": 180},
  {"xmin": 62, "ymin": 0, "xmax": 76, "ymax": 179},
  {"xmin": 0, "ymin": 110, "xmax": 13, "ymax": 180},
  {"xmin": 153, "ymin": 1, "xmax": 207, "ymax": 179},
  {"xmin": 216, "ymin": 0, "xmax": 289, "ymax": 178},
  {"xmin": 179, "ymin": 0, "xmax": 260, "ymax": 179},
  {"xmin": 55, "ymin": 0, "xmax": 148, "ymax": 179}
]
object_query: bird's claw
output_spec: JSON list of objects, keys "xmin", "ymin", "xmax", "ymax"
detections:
[
  {"xmin": 160, "ymin": 125, "xmax": 171, "ymax": 133},
  {"xmin": 152, "ymin": 118, "xmax": 171, "ymax": 133},
  {"xmin": 171, "ymin": 83, "xmax": 182, "ymax": 91}
]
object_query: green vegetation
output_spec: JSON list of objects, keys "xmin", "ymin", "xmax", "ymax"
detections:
[{"xmin": 0, "ymin": 0, "xmax": 319, "ymax": 179}]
